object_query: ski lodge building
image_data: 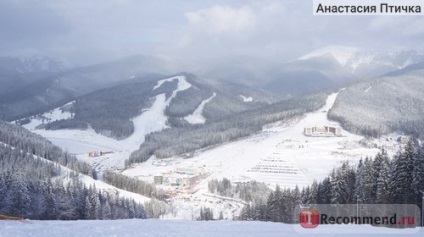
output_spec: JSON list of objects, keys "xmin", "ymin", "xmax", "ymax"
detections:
[{"xmin": 303, "ymin": 125, "xmax": 342, "ymax": 137}]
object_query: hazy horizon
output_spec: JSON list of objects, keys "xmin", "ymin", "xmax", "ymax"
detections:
[{"xmin": 1, "ymin": 0, "xmax": 424, "ymax": 67}]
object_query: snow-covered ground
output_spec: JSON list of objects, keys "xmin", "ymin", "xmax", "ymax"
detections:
[
  {"xmin": 1, "ymin": 219, "xmax": 421, "ymax": 237},
  {"xmin": 185, "ymin": 93, "xmax": 216, "ymax": 124},
  {"xmin": 125, "ymin": 93, "xmax": 385, "ymax": 189},
  {"xmin": 23, "ymin": 101, "xmax": 74, "ymax": 130},
  {"xmin": 122, "ymin": 92, "xmax": 401, "ymax": 220},
  {"xmin": 240, "ymin": 94, "xmax": 253, "ymax": 102},
  {"xmin": 22, "ymin": 76, "xmax": 193, "ymax": 171},
  {"xmin": 19, "ymin": 87, "xmax": 405, "ymax": 221}
]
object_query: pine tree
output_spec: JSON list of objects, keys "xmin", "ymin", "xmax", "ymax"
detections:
[
  {"xmin": 362, "ymin": 157, "xmax": 375, "ymax": 203},
  {"xmin": 354, "ymin": 158, "xmax": 364, "ymax": 204},
  {"xmin": 8, "ymin": 177, "xmax": 31, "ymax": 218},
  {"xmin": 317, "ymin": 177, "xmax": 331, "ymax": 204},
  {"xmin": 412, "ymin": 146, "xmax": 424, "ymax": 196},
  {"xmin": 308, "ymin": 180, "xmax": 318, "ymax": 204},
  {"xmin": 267, "ymin": 185, "xmax": 283, "ymax": 222},
  {"xmin": 219, "ymin": 211, "xmax": 224, "ymax": 220},
  {"xmin": 331, "ymin": 162, "xmax": 355, "ymax": 204},
  {"xmin": 84, "ymin": 196, "xmax": 92, "ymax": 219},
  {"xmin": 376, "ymin": 151, "xmax": 391, "ymax": 204},
  {"xmin": 390, "ymin": 141, "xmax": 415, "ymax": 203}
]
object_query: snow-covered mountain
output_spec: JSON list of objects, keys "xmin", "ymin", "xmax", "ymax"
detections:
[
  {"xmin": 19, "ymin": 73, "xmax": 278, "ymax": 141},
  {"xmin": 329, "ymin": 62, "xmax": 424, "ymax": 138},
  {"xmin": 0, "ymin": 53, "xmax": 73, "ymax": 74},
  {"xmin": 0, "ymin": 53, "xmax": 74, "ymax": 95},
  {"xmin": 0, "ymin": 55, "xmax": 180, "ymax": 121},
  {"xmin": 264, "ymin": 46, "xmax": 424, "ymax": 96},
  {"xmin": 300, "ymin": 45, "xmax": 424, "ymax": 77}
]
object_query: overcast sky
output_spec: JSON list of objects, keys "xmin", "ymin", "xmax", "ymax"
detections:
[{"xmin": 1, "ymin": 0, "xmax": 423, "ymax": 65}]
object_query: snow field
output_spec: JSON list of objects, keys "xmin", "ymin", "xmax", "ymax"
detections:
[
  {"xmin": 125, "ymin": 92, "xmax": 381, "ymax": 189},
  {"xmin": 123, "ymin": 92, "xmax": 391, "ymax": 219},
  {"xmin": 23, "ymin": 101, "xmax": 74, "ymax": 130},
  {"xmin": 20, "ymin": 86, "xmax": 402, "ymax": 221},
  {"xmin": 0, "ymin": 219, "xmax": 421, "ymax": 237}
]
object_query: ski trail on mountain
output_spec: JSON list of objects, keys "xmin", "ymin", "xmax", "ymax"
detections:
[
  {"xmin": 124, "ymin": 76, "xmax": 191, "ymax": 151},
  {"xmin": 185, "ymin": 92, "xmax": 216, "ymax": 124}
]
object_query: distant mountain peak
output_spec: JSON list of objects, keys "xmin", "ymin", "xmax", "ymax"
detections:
[
  {"xmin": 299, "ymin": 45, "xmax": 358, "ymax": 66},
  {"xmin": 0, "ymin": 50, "xmax": 73, "ymax": 73}
]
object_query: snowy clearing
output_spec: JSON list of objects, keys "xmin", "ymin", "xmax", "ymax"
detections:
[
  {"xmin": 185, "ymin": 92, "xmax": 216, "ymax": 124},
  {"xmin": 240, "ymin": 94, "xmax": 253, "ymax": 102},
  {"xmin": 22, "ymin": 101, "xmax": 74, "ymax": 130},
  {"xmin": 0, "ymin": 219, "xmax": 421, "ymax": 237}
]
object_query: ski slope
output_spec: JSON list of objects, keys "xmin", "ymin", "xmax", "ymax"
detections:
[
  {"xmin": 23, "ymin": 76, "xmax": 192, "ymax": 171},
  {"xmin": 1, "ymin": 219, "xmax": 421, "ymax": 237},
  {"xmin": 185, "ymin": 92, "xmax": 216, "ymax": 124},
  {"xmin": 122, "ymin": 91, "xmax": 395, "ymax": 220},
  {"xmin": 125, "ymin": 92, "xmax": 383, "ymax": 190}
]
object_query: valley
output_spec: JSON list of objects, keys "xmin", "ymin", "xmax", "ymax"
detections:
[{"xmin": 18, "ymin": 75, "xmax": 407, "ymax": 220}]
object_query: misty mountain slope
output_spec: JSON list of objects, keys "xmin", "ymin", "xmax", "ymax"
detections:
[
  {"xmin": 264, "ymin": 70, "xmax": 336, "ymax": 97},
  {"xmin": 0, "ymin": 55, "xmax": 172, "ymax": 121},
  {"xmin": 0, "ymin": 54, "xmax": 72, "ymax": 74},
  {"xmin": 202, "ymin": 80, "xmax": 279, "ymax": 121},
  {"xmin": 328, "ymin": 67, "xmax": 424, "ymax": 138},
  {"xmin": 263, "ymin": 46, "xmax": 424, "ymax": 97},
  {"xmin": 0, "ymin": 53, "xmax": 75, "ymax": 96},
  {"xmin": 127, "ymin": 92, "xmax": 327, "ymax": 166},
  {"xmin": 35, "ymin": 73, "xmax": 279, "ymax": 139},
  {"xmin": 165, "ymin": 74, "xmax": 279, "ymax": 123}
]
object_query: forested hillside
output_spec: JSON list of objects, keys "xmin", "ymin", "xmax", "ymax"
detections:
[
  {"xmin": 0, "ymin": 121, "xmax": 146, "ymax": 220},
  {"xmin": 38, "ymin": 73, "xmax": 278, "ymax": 139},
  {"xmin": 127, "ymin": 92, "xmax": 327, "ymax": 166},
  {"xmin": 329, "ymin": 67, "xmax": 424, "ymax": 138},
  {"xmin": 0, "ymin": 121, "xmax": 92, "ymax": 176},
  {"xmin": 0, "ymin": 55, "xmax": 170, "ymax": 122}
]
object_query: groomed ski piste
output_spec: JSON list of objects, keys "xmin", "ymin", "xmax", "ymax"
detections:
[
  {"xmin": 22, "ymin": 76, "xmax": 194, "ymax": 171},
  {"xmin": 1, "ymin": 219, "xmax": 422, "ymax": 237},
  {"xmin": 20, "ymin": 75, "xmax": 405, "ymax": 220}
]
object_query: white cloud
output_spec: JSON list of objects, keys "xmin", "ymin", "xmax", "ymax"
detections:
[{"xmin": 185, "ymin": 5, "xmax": 256, "ymax": 35}]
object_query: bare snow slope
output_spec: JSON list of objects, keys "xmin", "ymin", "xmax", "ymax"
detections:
[
  {"xmin": 1, "ymin": 219, "xmax": 421, "ymax": 237},
  {"xmin": 23, "ymin": 76, "xmax": 192, "ymax": 170},
  {"xmin": 184, "ymin": 92, "xmax": 216, "ymax": 124}
]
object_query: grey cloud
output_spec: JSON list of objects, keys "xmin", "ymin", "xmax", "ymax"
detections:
[
  {"xmin": 0, "ymin": 0, "xmax": 71, "ymax": 50},
  {"xmin": 0, "ymin": 0, "xmax": 422, "ymax": 66}
]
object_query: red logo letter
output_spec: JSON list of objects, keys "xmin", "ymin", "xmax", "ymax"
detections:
[{"xmin": 299, "ymin": 209, "xmax": 319, "ymax": 228}]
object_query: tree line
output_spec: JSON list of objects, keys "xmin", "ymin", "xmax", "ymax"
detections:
[
  {"xmin": 102, "ymin": 170, "xmax": 163, "ymax": 199},
  {"xmin": 208, "ymin": 141, "xmax": 424, "ymax": 223},
  {"xmin": 239, "ymin": 141, "xmax": 424, "ymax": 222},
  {"xmin": 0, "ymin": 121, "xmax": 93, "ymax": 177}
]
